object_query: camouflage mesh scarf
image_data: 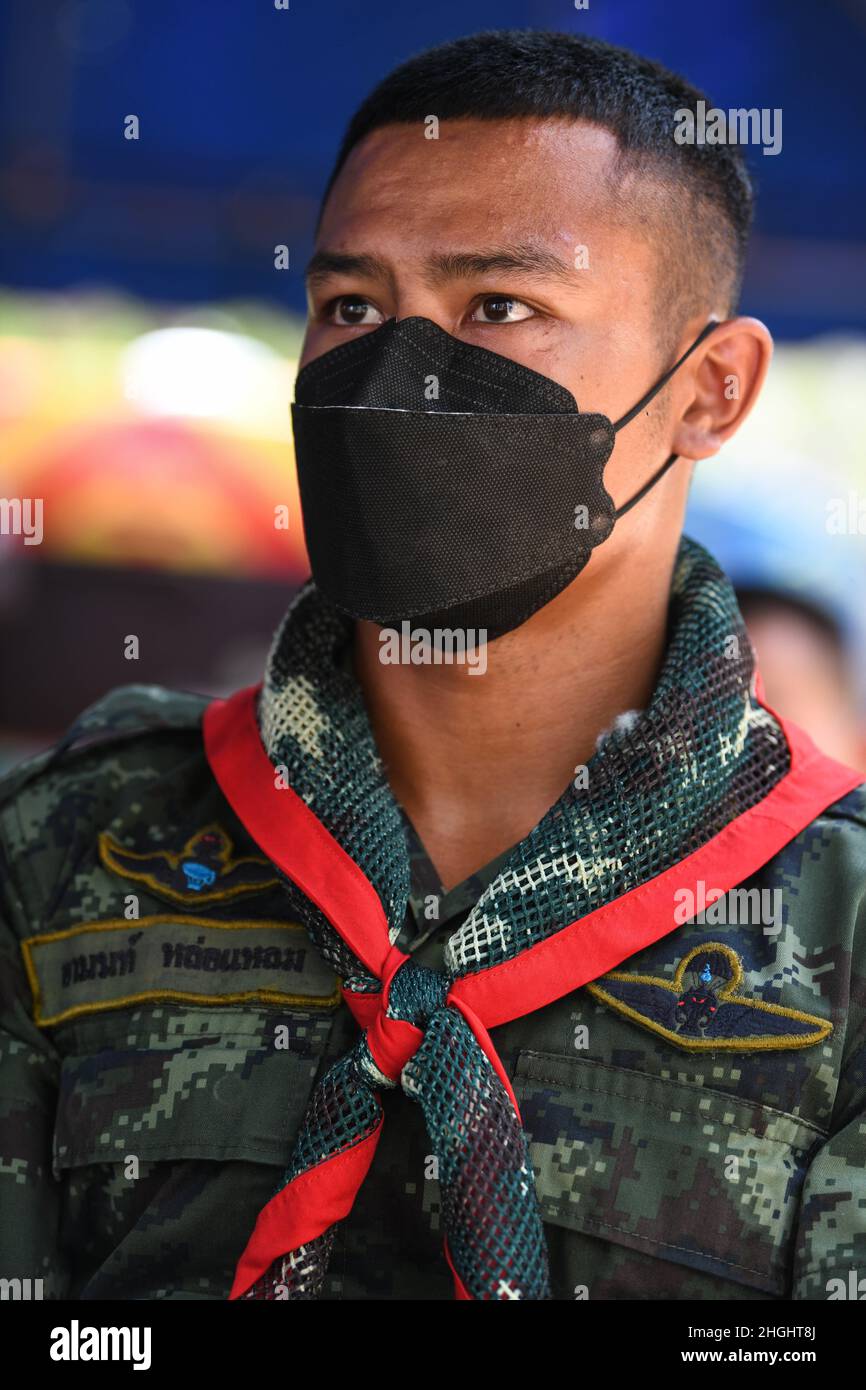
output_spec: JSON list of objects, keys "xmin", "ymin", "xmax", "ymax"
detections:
[{"xmin": 227, "ymin": 534, "xmax": 790, "ymax": 1300}]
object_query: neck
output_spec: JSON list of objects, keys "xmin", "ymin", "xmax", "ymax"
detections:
[{"xmin": 353, "ymin": 544, "xmax": 677, "ymax": 891}]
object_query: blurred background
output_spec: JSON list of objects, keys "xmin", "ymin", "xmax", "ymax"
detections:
[{"xmin": 1, "ymin": 0, "xmax": 865, "ymax": 770}]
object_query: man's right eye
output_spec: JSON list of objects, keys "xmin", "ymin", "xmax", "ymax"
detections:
[{"xmin": 325, "ymin": 296, "xmax": 385, "ymax": 327}]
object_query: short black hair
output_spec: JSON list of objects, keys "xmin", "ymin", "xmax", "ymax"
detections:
[{"xmin": 320, "ymin": 29, "xmax": 755, "ymax": 341}]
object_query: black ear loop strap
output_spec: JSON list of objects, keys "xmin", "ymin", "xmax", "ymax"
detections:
[{"xmin": 611, "ymin": 319, "xmax": 720, "ymax": 519}]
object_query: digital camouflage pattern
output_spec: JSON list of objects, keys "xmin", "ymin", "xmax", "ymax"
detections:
[
  {"xmin": 333, "ymin": 792, "xmax": 866, "ymax": 1301},
  {"xmin": 1, "ymin": 569, "xmax": 866, "ymax": 1299},
  {"xmin": 220, "ymin": 535, "xmax": 865, "ymax": 1300}
]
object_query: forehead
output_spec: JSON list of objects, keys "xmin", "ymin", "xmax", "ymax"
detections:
[{"xmin": 319, "ymin": 117, "xmax": 642, "ymax": 257}]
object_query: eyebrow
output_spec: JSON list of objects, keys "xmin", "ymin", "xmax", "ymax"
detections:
[
  {"xmin": 305, "ymin": 251, "xmax": 392, "ymax": 287},
  {"xmin": 304, "ymin": 244, "xmax": 578, "ymax": 289},
  {"xmin": 424, "ymin": 246, "xmax": 577, "ymax": 287}
]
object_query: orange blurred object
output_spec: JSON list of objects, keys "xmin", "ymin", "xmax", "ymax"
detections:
[{"xmin": 21, "ymin": 417, "xmax": 307, "ymax": 578}]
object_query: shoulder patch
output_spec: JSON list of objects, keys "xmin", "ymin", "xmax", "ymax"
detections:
[
  {"xmin": 21, "ymin": 914, "xmax": 341, "ymax": 1027},
  {"xmin": 585, "ymin": 942, "xmax": 832, "ymax": 1052},
  {"xmin": 99, "ymin": 822, "xmax": 279, "ymax": 905}
]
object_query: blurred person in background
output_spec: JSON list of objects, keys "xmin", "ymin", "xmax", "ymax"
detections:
[{"xmin": 686, "ymin": 492, "xmax": 866, "ymax": 772}]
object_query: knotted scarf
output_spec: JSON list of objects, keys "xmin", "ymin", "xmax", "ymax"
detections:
[{"xmin": 202, "ymin": 535, "xmax": 861, "ymax": 1301}]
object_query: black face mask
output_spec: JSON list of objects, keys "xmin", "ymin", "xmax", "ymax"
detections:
[{"xmin": 291, "ymin": 316, "xmax": 717, "ymax": 639}]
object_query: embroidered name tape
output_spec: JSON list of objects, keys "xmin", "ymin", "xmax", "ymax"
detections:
[
  {"xmin": 586, "ymin": 941, "xmax": 832, "ymax": 1052},
  {"xmin": 22, "ymin": 915, "xmax": 341, "ymax": 1027}
]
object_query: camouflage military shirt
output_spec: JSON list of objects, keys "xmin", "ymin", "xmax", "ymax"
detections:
[{"xmin": 1, "ymin": 683, "xmax": 865, "ymax": 1301}]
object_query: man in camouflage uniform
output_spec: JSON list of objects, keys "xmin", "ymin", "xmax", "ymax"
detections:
[{"xmin": 2, "ymin": 31, "xmax": 865, "ymax": 1301}]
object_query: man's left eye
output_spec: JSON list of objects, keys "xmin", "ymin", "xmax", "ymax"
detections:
[{"xmin": 469, "ymin": 296, "xmax": 535, "ymax": 324}]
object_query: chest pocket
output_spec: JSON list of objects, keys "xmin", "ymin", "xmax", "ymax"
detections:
[
  {"xmin": 51, "ymin": 1003, "xmax": 339, "ymax": 1175},
  {"xmin": 513, "ymin": 1049, "xmax": 825, "ymax": 1298},
  {"xmin": 47, "ymin": 1001, "xmax": 353, "ymax": 1299}
]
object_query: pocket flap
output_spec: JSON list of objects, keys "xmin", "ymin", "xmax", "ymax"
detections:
[
  {"xmin": 52, "ymin": 1007, "xmax": 330, "ymax": 1173},
  {"xmin": 514, "ymin": 1049, "xmax": 825, "ymax": 1296}
]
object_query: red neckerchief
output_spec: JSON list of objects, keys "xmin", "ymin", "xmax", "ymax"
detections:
[{"xmin": 203, "ymin": 675, "xmax": 862, "ymax": 1299}]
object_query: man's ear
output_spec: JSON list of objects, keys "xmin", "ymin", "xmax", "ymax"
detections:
[{"xmin": 671, "ymin": 316, "xmax": 773, "ymax": 462}]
